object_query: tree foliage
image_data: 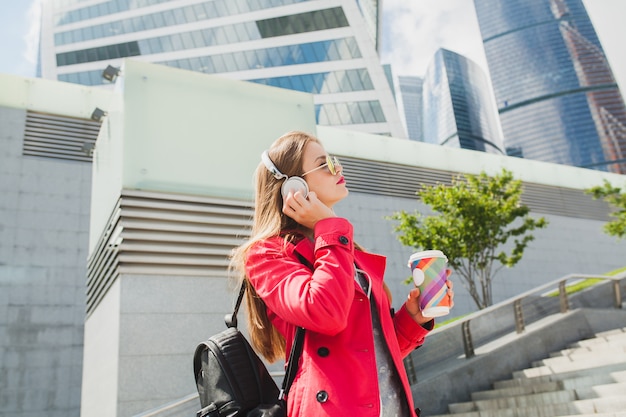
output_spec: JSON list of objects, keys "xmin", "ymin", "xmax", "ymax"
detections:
[
  {"xmin": 586, "ymin": 180, "xmax": 626, "ymax": 239},
  {"xmin": 390, "ymin": 169, "xmax": 548, "ymax": 309}
]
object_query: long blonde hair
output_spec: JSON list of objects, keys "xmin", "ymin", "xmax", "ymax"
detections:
[{"xmin": 230, "ymin": 131, "xmax": 321, "ymax": 362}]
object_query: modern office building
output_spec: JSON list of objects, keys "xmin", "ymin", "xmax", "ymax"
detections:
[
  {"xmin": 396, "ymin": 75, "xmax": 424, "ymax": 141},
  {"xmin": 2, "ymin": 60, "xmax": 626, "ymax": 417},
  {"xmin": 474, "ymin": 0, "xmax": 626, "ymax": 173},
  {"xmin": 39, "ymin": 0, "xmax": 405, "ymax": 137},
  {"xmin": 422, "ymin": 48, "xmax": 504, "ymax": 154}
]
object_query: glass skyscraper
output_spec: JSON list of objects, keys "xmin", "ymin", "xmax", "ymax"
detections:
[
  {"xmin": 397, "ymin": 75, "xmax": 424, "ymax": 141},
  {"xmin": 474, "ymin": 0, "xmax": 626, "ymax": 173},
  {"xmin": 423, "ymin": 48, "xmax": 504, "ymax": 154},
  {"xmin": 39, "ymin": 0, "xmax": 405, "ymax": 137}
]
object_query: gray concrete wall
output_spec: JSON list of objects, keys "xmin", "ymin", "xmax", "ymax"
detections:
[{"xmin": 0, "ymin": 107, "xmax": 91, "ymax": 416}]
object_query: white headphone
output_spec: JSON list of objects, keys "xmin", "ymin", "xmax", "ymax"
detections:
[{"xmin": 261, "ymin": 150, "xmax": 309, "ymax": 198}]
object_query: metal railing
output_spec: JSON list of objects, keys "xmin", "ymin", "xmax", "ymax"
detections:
[
  {"xmin": 405, "ymin": 271, "xmax": 625, "ymax": 384},
  {"xmin": 459, "ymin": 272, "xmax": 624, "ymax": 359}
]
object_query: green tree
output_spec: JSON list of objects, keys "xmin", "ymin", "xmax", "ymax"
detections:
[
  {"xmin": 390, "ymin": 169, "xmax": 548, "ymax": 309},
  {"xmin": 586, "ymin": 180, "xmax": 626, "ymax": 239}
]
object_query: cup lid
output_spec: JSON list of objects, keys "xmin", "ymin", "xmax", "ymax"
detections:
[{"xmin": 408, "ymin": 250, "xmax": 447, "ymax": 266}]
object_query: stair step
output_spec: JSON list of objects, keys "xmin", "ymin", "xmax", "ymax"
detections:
[
  {"xmin": 572, "ymin": 331, "xmax": 626, "ymax": 348},
  {"xmin": 557, "ymin": 413, "xmax": 626, "ymax": 417},
  {"xmin": 440, "ymin": 395, "xmax": 626, "ymax": 417},
  {"xmin": 518, "ymin": 353, "xmax": 626, "ymax": 378},
  {"xmin": 577, "ymin": 381, "xmax": 626, "ymax": 399},
  {"xmin": 611, "ymin": 369, "xmax": 626, "ymax": 382},
  {"xmin": 449, "ymin": 390, "xmax": 576, "ymax": 412},
  {"xmin": 552, "ymin": 338, "xmax": 626, "ymax": 357},
  {"xmin": 495, "ymin": 362, "xmax": 626, "ymax": 389},
  {"xmin": 472, "ymin": 380, "xmax": 563, "ymax": 400}
]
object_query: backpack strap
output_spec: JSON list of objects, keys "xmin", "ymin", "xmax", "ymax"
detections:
[
  {"xmin": 279, "ymin": 249, "xmax": 313, "ymax": 399},
  {"xmin": 224, "ymin": 280, "xmax": 246, "ymax": 328}
]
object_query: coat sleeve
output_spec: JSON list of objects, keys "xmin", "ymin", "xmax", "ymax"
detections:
[
  {"xmin": 393, "ymin": 305, "xmax": 435, "ymax": 358},
  {"xmin": 245, "ymin": 218, "xmax": 356, "ymax": 335}
]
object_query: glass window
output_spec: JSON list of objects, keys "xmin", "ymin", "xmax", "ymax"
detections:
[
  {"xmin": 324, "ymin": 72, "xmax": 340, "ymax": 93},
  {"xmin": 211, "ymin": 55, "xmax": 227, "ymax": 73},
  {"xmin": 191, "ymin": 31, "xmax": 204, "ymax": 48},
  {"xmin": 179, "ymin": 32, "xmax": 194, "ymax": 49},
  {"xmin": 214, "ymin": 27, "xmax": 228, "ymax": 45},
  {"xmin": 214, "ymin": 1, "xmax": 228, "ymax": 17},
  {"xmin": 203, "ymin": 2, "xmax": 217, "ymax": 18},
  {"xmin": 171, "ymin": 34, "xmax": 183, "ymax": 51},
  {"xmin": 154, "ymin": 12, "xmax": 165, "ymax": 27},
  {"xmin": 349, "ymin": 102, "xmax": 365, "ymax": 124},
  {"xmin": 243, "ymin": 50, "xmax": 258, "ymax": 68},
  {"xmin": 184, "ymin": 5, "xmax": 197, "ymax": 23},
  {"xmin": 160, "ymin": 36, "xmax": 173, "ymax": 52},
  {"xmin": 223, "ymin": 25, "xmax": 238, "ymax": 43},
  {"xmin": 234, "ymin": 23, "xmax": 249, "ymax": 43},
  {"xmin": 143, "ymin": 14, "xmax": 155, "ymax": 30},
  {"xmin": 289, "ymin": 75, "xmax": 305, "ymax": 92},
  {"xmin": 300, "ymin": 43, "xmax": 317, "ymax": 62},
  {"xmin": 233, "ymin": 51, "xmax": 248, "ymax": 71},
  {"xmin": 163, "ymin": 10, "xmax": 176, "ymax": 26},
  {"xmin": 327, "ymin": 104, "xmax": 343, "ymax": 125},
  {"xmin": 201, "ymin": 29, "xmax": 214, "ymax": 46},
  {"xmin": 356, "ymin": 102, "xmax": 372, "ymax": 123},
  {"xmin": 178, "ymin": 59, "xmax": 191, "ymax": 71},
  {"xmin": 173, "ymin": 8, "xmax": 186, "ymax": 25}
]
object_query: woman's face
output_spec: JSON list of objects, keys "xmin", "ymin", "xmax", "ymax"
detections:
[{"xmin": 301, "ymin": 141, "xmax": 348, "ymax": 207}]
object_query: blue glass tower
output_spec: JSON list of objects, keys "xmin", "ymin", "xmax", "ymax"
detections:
[
  {"xmin": 397, "ymin": 76, "xmax": 424, "ymax": 141},
  {"xmin": 39, "ymin": 0, "xmax": 404, "ymax": 137},
  {"xmin": 423, "ymin": 48, "xmax": 504, "ymax": 154},
  {"xmin": 474, "ymin": 0, "xmax": 626, "ymax": 173}
]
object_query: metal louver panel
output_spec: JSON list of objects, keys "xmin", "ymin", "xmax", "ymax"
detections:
[
  {"xmin": 23, "ymin": 110, "xmax": 101, "ymax": 162},
  {"xmin": 86, "ymin": 189, "xmax": 253, "ymax": 315},
  {"xmin": 339, "ymin": 157, "xmax": 611, "ymax": 221}
]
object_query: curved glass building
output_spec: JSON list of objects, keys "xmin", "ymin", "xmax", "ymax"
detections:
[
  {"xmin": 423, "ymin": 48, "xmax": 504, "ymax": 154},
  {"xmin": 474, "ymin": 0, "xmax": 626, "ymax": 173},
  {"xmin": 39, "ymin": 0, "xmax": 404, "ymax": 137}
]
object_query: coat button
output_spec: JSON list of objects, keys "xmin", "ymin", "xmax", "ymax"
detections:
[
  {"xmin": 339, "ymin": 236, "xmax": 349, "ymax": 245},
  {"xmin": 316, "ymin": 390, "xmax": 329, "ymax": 403},
  {"xmin": 317, "ymin": 347, "xmax": 329, "ymax": 357}
]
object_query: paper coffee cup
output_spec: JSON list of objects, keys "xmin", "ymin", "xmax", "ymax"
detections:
[{"xmin": 407, "ymin": 250, "xmax": 450, "ymax": 317}]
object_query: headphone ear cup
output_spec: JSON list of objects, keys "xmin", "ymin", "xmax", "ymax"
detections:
[{"xmin": 281, "ymin": 176, "xmax": 309, "ymax": 199}]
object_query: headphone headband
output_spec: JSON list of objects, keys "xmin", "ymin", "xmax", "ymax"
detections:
[
  {"xmin": 261, "ymin": 150, "xmax": 287, "ymax": 180},
  {"xmin": 261, "ymin": 150, "xmax": 309, "ymax": 198}
]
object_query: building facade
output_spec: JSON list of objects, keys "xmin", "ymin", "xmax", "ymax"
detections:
[
  {"xmin": 39, "ymin": 0, "xmax": 405, "ymax": 137},
  {"xmin": 396, "ymin": 75, "xmax": 424, "ymax": 141},
  {"xmin": 474, "ymin": 0, "xmax": 626, "ymax": 173},
  {"xmin": 422, "ymin": 48, "xmax": 504, "ymax": 154}
]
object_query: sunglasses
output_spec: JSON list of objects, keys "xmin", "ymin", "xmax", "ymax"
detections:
[{"xmin": 301, "ymin": 155, "xmax": 341, "ymax": 177}]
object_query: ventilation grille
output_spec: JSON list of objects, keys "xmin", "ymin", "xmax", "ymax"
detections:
[
  {"xmin": 23, "ymin": 110, "xmax": 101, "ymax": 162},
  {"xmin": 86, "ymin": 190, "xmax": 253, "ymax": 315},
  {"xmin": 339, "ymin": 157, "xmax": 611, "ymax": 221}
]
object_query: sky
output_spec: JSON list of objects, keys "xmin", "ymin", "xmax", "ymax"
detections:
[{"xmin": 0, "ymin": 0, "xmax": 624, "ymax": 93}]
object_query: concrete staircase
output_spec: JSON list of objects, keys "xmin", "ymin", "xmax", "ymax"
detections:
[{"xmin": 428, "ymin": 327, "xmax": 626, "ymax": 417}]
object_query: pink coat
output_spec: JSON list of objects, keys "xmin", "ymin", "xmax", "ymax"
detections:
[{"xmin": 245, "ymin": 217, "xmax": 431, "ymax": 417}]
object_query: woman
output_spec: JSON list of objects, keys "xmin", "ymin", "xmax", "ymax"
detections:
[{"xmin": 231, "ymin": 131, "xmax": 453, "ymax": 417}]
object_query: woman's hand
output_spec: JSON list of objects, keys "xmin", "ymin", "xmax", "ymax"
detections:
[
  {"xmin": 282, "ymin": 190, "xmax": 335, "ymax": 229},
  {"xmin": 406, "ymin": 270, "xmax": 455, "ymax": 325}
]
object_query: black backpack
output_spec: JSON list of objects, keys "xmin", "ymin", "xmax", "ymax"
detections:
[{"xmin": 193, "ymin": 281, "xmax": 305, "ymax": 417}]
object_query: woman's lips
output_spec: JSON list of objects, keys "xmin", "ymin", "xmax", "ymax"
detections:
[{"xmin": 337, "ymin": 176, "xmax": 345, "ymax": 185}]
